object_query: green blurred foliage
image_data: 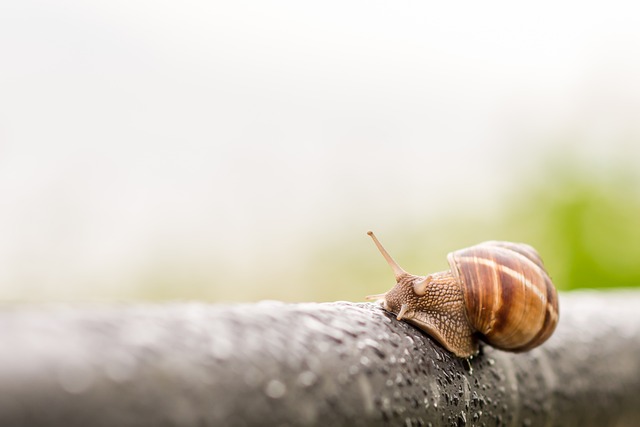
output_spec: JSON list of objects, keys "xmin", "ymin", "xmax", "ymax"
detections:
[
  {"xmin": 509, "ymin": 163, "xmax": 640, "ymax": 291},
  {"xmin": 131, "ymin": 156, "xmax": 640, "ymax": 303},
  {"xmin": 307, "ymin": 160, "xmax": 640, "ymax": 302}
]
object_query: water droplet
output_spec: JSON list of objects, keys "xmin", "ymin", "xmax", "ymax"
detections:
[
  {"xmin": 430, "ymin": 380, "xmax": 441, "ymax": 408},
  {"xmin": 381, "ymin": 396, "xmax": 391, "ymax": 410},
  {"xmin": 211, "ymin": 337, "xmax": 233, "ymax": 360},
  {"xmin": 265, "ymin": 380, "xmax": 286, "ymax": 399},
  {"xmin": 357, "ymin": 338, "xmax": 386, "ymax": 358},
  {"xmin": 457, "ymin": 411, "xmax": 467, "ymax": 426},
  {"xmin": 395, "ymin": 372, "xmax": 404, "ymax": 385},
  {"xmin": 297, "ymin": 370, "xmax": 317, "ymax": 387}
]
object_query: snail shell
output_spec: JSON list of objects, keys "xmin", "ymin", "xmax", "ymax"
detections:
[{"xmin": 366, "ymin": 232, "xmax": 559, "ymax": 358}]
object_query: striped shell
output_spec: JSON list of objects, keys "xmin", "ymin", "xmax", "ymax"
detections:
[{"xmin": 447, "ymin": 241, "xmax": 559, "ymax": 352}]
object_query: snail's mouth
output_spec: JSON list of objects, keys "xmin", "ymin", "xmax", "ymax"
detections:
[
  {"xmin": 382, "ymin": 301, "xmax": 410, "ymax": 320},
  {"xmin": 380, "ymin": 299, "xmax": 409, "ymax": 320}
]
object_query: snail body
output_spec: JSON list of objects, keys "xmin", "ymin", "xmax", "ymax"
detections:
[{"xmin": 365, "ymin": 232, "xmax": 559, "ymax": 358}]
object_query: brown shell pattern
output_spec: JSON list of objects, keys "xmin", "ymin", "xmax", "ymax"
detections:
[{"xmin": 447, "ymin": 241, "xmax": 559, "ymax": 351}]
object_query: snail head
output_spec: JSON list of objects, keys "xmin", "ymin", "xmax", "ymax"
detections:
[{"xmin": 365, "ymin": 231, "xmax": 433, "ymax": 321}]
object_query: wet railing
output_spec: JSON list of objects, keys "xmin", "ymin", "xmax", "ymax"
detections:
[{"xmin": 1, "ymin": 291, "xmax": 640, "ymax": 426}]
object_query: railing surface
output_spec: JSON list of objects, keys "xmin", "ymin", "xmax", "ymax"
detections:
[{"xmin": 1, "ymin": 291, "xmax": 639, "ymax": 426}]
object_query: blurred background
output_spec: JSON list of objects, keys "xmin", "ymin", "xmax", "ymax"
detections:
[{"xmin": 1, "ymin": 1, "xmax": 640, "ymax": 303}]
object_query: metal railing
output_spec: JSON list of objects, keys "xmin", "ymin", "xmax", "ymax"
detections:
[{"xmin": 1, "ymin": 291, "xmax": 639, "ymax": 426}]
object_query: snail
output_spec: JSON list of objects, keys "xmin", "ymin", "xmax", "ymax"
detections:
[{"xmin": 365, "ymin": 231, "xmax": 559, "ymax": 358}]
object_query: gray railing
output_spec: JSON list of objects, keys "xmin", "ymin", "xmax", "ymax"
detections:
[{"xmin": 1, "ymin": 291, "xmax": 640, "ymax": 426}]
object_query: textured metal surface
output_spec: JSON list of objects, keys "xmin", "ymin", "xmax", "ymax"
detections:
[{"xmin": 1, "ymin": 291, "xmax": 640, "ymax": 426}]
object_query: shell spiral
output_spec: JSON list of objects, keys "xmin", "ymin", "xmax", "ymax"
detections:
[{"xmin": 447, "ymin": 241, "xmax": 559, "ymax": 352}]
